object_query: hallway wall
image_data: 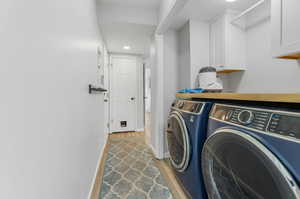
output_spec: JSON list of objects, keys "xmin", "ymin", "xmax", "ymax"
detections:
[
  {"xmin": 178, "ymin": 22, "xmax": 191, "ymax": 89},
  {"xmin": 0, "ymin": 0, "xmax": 107, "ymax": 199}
]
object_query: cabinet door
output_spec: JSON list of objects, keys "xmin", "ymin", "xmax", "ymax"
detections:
[
  {"xmin": 272, "ymin": 0, "xmax": 300, "ymax": 58},
  {"xmin": 210, "ymin": 17, "xmax": 225, "ymax": 68}
]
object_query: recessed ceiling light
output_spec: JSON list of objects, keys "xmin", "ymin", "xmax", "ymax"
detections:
[
  {"xmin": 226, "ymin": 0, "xmax": 236, "ymax": 2},
  {"xmin": 123, "ymin": 46, "xmax": 131, "ymax": 50}
]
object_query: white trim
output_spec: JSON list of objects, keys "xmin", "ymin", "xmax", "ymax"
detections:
[
  {"xmin": 104, "ymin": 52, "xmax": 111, "ymax": 135},
  {"xmin": 231, "ymin": 0, "xmax": 265, "ymax": 25},
  {"xmin": 87, "ymin": 136, "xmax": 108, "ymax": 199},
  {"xmin": 108, "ymin": 54, "xmax": 113, "ymax": 135},
  {"xmin": 135, "ymin": 128, "xmax": 145, "ymax": 132},
  {"xmin": 156, "ymin": 0, "xmax": 189, "ymax": 34},
  {"xmin": 136, "ymin": 57, "xmax": 145, "ymax": 131},
  {"xmin": 145, "ymin": 134, "xmax": 151, "ymax": 147},
  {"xmin": 151, "ymin": 34, "xmax": 165, "ymax": 160},
  {"xmin": 149, "ymin": 143, "xmax": 158, "ymax": 158},
  {"xmin": 164, "ymin": 152, "xmax": 170, "ymax": 158}
]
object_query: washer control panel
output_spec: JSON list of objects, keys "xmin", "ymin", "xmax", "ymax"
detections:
[
  {"xmin": 230, "ymin": 109, "xmax": 271, "ymax": 131},
  {"xmin": 210, "ymin": 104, "xmax": 300, "ymax": 141},
  {"xmin": 211, "ymin": 104, "xmax": 300, "ymax": 140},
  {"xmin": 171, "ymin": 100, "xmax": 203, "ymax": 114},
  {"xmin": 211, "ymin": 105, "xmax": 271, "ymax": 131}
]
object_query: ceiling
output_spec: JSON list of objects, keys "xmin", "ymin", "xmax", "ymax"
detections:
[
  {"xmin": 172, "ymin": 0, "xmax": 263, "ymax": 29},
  {"xmin": 98, "ymin": 0, "xmax": 159, "ymax": 56},
  {"xmin": 100, "ymin": 0, "xmax": 161, "ymax": 9},
  {"xmin": 100, "ymin": 23, "xmax": 156, "ymax": 55},
  {"xmin": 98, "ymin": 0, "xmax": 263, "ymax": 55}
]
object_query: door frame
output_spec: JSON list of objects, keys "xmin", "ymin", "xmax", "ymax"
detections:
[
  {"xmin": 108, "ymin": 54, "xmax": 143, "ymax": 133},
  {"xmin": 103, "ymin": 49, "xmax": 110, "ymax": 135}
]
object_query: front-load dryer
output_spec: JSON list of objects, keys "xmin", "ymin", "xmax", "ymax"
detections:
[
  {"xmin": 202, "ymin": 103, "xmax": 300, "ymax": 199},
  {"xmin": 166, "ymin": 99, "xmax": 212, "ymax": 199}
]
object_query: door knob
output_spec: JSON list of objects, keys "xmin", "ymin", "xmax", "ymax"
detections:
[
  {"xmin": 166, "ymin": 129, "xmax": 173, "ymax": 134},
  {"xmin": 131, "ymin": 97, "xmax": 135, "ymax": 100}
]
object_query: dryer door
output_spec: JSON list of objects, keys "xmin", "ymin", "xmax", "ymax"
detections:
[
  {"xmin": 202, "ymin": 129, "xmax": 300, "ymax": 199},
  {"xmin": 166, "ymin": 111, "xmax": 191, "ymax": 172}
]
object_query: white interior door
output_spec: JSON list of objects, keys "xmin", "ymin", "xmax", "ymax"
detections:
[{"xmin": 110, "ymin": 55, "xmax": 138, "ymax": 132}]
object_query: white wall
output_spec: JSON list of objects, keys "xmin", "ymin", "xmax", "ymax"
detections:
[
  {"xmin": 0, "ymin": 0, "xmax": 107, "ymax": 198},
  {"xmin": 149, "ymin": 30, "xmax": 179, "ymax": 158},
  {"xmin": 178, "ymin": 22, "xmax": 191, "ymax": 89},
  {"xmin": 163, "ymin": 30, "xmax": 179, "ymax": 124},
  {"xmin": 177, "ymin": 20, "xmax": 210, "ymax": 89},
  {"xmin": 227, "ymin": 3, "xmax": 300, "ymax": 93},
  {"xmin": 189, "ymin": 20, "xmax": 210, "ymax": 87},
  {"xmin": 163, "ymin": 30, "xmax": 179, "ymax": 155},
  {"xmin": 137, "ymin": 57, "xmax": 145, "ymax": 131},
  {"xmin": 150, "ymin": 35, "xmax": 165, "ymax": 158}
]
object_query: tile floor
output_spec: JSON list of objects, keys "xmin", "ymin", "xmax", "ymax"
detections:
[{"xmin": 99, "ymin": 134, "xmax": 174, "ymax": 199}]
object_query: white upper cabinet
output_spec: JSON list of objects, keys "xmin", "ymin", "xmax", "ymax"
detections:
[
  {"xmin": 272, "ymin": 0, "xmax": 300, "ymax": 59},
  {"xmin": 210, "ymin": 11, "xmax": 246, "ymax": 73}
]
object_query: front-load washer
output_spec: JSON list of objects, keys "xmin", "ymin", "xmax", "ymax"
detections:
[
  {"xmin": 202, "ymin": 103, "xmax": 300, "ymax": 199},
  {"xmin": 166, "ymin": 99, "xmax": 212, "ymax": 199}
]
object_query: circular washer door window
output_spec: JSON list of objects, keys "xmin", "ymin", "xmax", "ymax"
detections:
[
  {"xmin": 202, "ymin": 129, "xmax": 300, "ymax": 199},
  {"xmin": 166, "ymin": 111, "xmax": 191, "ymax": 172}
]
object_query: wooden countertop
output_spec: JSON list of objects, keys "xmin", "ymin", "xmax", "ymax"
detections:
[{"xmin": 176, "ymin": 93, "xmax": 300, "ymax": 103}]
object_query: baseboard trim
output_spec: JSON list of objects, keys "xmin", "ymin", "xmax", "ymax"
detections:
[
  {"xmin": 164, "ymin": 152, "xmax": 170, "ymax": 158},
  {"xmin": 88, "ymin": 136, "xmax": 109, "ymax": 199},
  {"xmin": 145, "ymin": 135, "xmax": 151, "ymax": 146},
  {"xmin": 135, "ymin": 128, "xmax": 145, "ymax": 132},
  {"xmin": 155, "ymin": 159, "xmax": 189, "ymax": 199},
  {"xmin": 149, "ymin": 143, "xmax": 158, "ymax": 158}
]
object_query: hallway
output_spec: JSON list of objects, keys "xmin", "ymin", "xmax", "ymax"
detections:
[{"xmin": 97, "ymin": 133, "xmax": 174, "ymax": 199}]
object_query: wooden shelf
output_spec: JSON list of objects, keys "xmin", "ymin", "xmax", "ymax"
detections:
[
  {"xmin": 217, "ymin": 69, "xmax": 244, "ymax": 74},
  {"xmin": 278, "ymin": 52, "xmax": 300, "ymax": 60},
  {"xmin": 176, "ymin": 93, "xmax": 300, "ymax": 103}
]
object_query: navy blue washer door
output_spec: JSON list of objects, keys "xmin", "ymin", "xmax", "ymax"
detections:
[
  {"xmin": 167, "ymin": 111, "xmax": 191, "ymax": 172},
  {"xmin": 202, "ymin": 129, "xmax": 300, "ymax": 199}
]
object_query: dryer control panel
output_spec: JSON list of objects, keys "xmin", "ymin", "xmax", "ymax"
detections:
[
  {"xmin": 171, "ymin": 100, "xmax": 204, "ymax": 114},
  {"xmin": 210, "ymin": 104, "xmax": 300, "ymax": 140}
]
